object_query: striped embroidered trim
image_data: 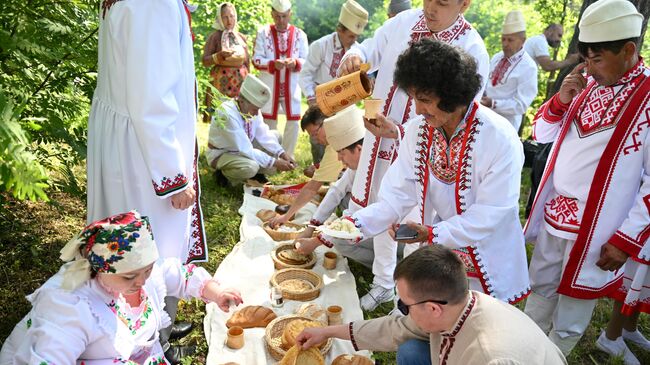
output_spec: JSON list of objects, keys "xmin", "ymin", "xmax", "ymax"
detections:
[
  {"xmin": 349, "ymin": 322, "xmax": 359, "ymax": 351},
  {"xmin": 152, "ymin": 173, "xmax": 188, "ymax": 196},
  {"xmin": 316, "ymin": 233, "xmax": 334, "ymax": 248}
]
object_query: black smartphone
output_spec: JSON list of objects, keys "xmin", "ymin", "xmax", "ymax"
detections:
[{"xmin": 395, "ymin": 224, "xmax": 418, "ymax": 240}]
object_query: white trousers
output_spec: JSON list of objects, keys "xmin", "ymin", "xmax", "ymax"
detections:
[
  {"xmin": 524, "ymin": 228, "xmax": 597, "ymax": 355},
  {"xmin": 334, "ymin": 232, "xmax": 398, "ymax": 290},
  {"xmin": 264, "ymin": 98, "xmax": 300, "ymax": 158}
]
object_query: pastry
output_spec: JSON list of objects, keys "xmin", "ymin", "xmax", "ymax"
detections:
[
  {"xmin": 281, "ymin": 319, "xmax": 324, "ymax": 350},
  {"xmin": 331, "ymin": 354, "xmax": 374, "ymax": 365},
  {"xmin": 280, "ymin": 279, "xmax": 313, "ymax": 292},
  {"xmin": 278, "ymin": 249, "xmax": 310, "ymax": 265},
  {"xmin": 256, "ymin": 209, "xmax": 277, "ymax": 222},
  {"xmin": 295, "ymin": 303, "xmax": 327, "ymax": 325},
  {"xmin": 279, "ymin": 345, "xmax": 324, "ymax": 365},
  {"xmin": 225, "ymin": 305, "xmax": 277, "ymax": 329}
]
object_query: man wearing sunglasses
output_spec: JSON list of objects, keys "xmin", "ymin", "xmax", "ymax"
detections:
[{"xmin": 296, "ymin": 245, "xmax": 566, "ymax": 364}]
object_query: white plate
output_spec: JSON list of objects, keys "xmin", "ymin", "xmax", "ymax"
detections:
[{"xmin": 316, "ymin": 226, "xmax": 363, "ymax": 241}]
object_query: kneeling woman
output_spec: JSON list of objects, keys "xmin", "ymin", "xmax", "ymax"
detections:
[{"xmin": 0, "ymin": 211, "xmax": 242, "ymax": 364}]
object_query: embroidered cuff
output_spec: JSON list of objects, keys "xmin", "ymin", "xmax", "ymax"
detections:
[
  {"xmin": 427, "ymin": 225, "xmax": 435, "ymax": 245},
  {"xmin": 542, "ymin": 95, "xmax": 569, "ymax": 123},
  {"xmin": 152, "ymin": 173, "xmax": 188, "ymax": 197},
  {"xmin": 268, "ymin": 60, "xmax": 276, "ymax": 74},
  {"xmin": 294, "ymin": 59, "xmax": 302, "ymax": 72},
  {"xmin": 609, "ymin": 230, "xmax": 643, "ymax": 258},
  {"xmin": 349, "ymin": 322, "xmax": 359, "ymax": 351},
  {"xmin": 310, "ymin": 218, "xmax": 323, "ymax": 227},
  {"xmin": 316, "ymin": 233, "xmax": 333, "ymax": 248}
]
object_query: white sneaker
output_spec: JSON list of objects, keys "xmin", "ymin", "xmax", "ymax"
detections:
[
  {"xmin": 596, "ymin": 330, "xmax": 640, "ymax": 365},
  {"xmin": 623, "ymin": 329, "xmax": 650, "ymax": 351},
  {"xmin": 360, "ymin": 285, "xmax": 395, "ymax": 311}
]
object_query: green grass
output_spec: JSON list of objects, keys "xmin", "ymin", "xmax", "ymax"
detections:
[{"xmin": 0, "ymin": 117, "xmax": 649, "ymax": 364}]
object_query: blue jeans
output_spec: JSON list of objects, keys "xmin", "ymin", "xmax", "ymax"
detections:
[{"xmin": 397, "ymin": 339, "xmax": 432, "ymax": 365}]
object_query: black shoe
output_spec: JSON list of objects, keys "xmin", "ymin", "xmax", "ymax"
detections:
[
  {"xmin": 169, "ymin": 321, "xmax": 193, "ymax": 341},
  {"xmin": 164, "ymin": 345, "xmax": 196, "ymax": 364},
  {"xmin": 214, "ymin": 170, "xmax": 229, "ymax": 187},
  {"xmin": 251, "ymin": 173, "xmax": 268, "ymax": 184}
]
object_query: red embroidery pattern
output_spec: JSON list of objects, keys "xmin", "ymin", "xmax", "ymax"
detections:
[
  {"xmin": 440, "ymin": 293, "xmax": 476, "ymax": 365},
  {"xmin": 576, "ymin": 87, "xmax": 616, "ymax": 134},
  {"xmin": 453, "ymin": 248, "xmax": 481, "ymax": 278},
  {"xmin": 490, "ymin": 57, "xmax": 511, "ymax": 86},
  {"xmin": 187, "ymin": 143, "xmax": 207, "ymax": 263},
  {"xmin": 329, "ymin": 36, "xmax": 345, "ymax": 78},
  {"xmin": 623, "ymin": 109, "xmax": 650, "ymax": 155},
  {"xmin": 152, "ymin": 173, "xmax": 188, "ymax": 196},
  {"xmin": 427, "ymin": 129, "xmax": 465, "ymax": 184},
  {"xmin": 101, "ymin": 0, "xmax": 123, "ymax": 19},
  {"xmin": 544, "ymin": 195, "xmax": 581, "ymax": 233},
  {"xmin": 410, "ymin": 15, "xmax": 471, "ymax": 44}
]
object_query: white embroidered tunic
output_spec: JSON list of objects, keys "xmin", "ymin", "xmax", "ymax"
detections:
[
  {"xmin": 526, "ymin": 60, "xmax": 650, "ymax": 299},
  {"xmin": 299, "ymin": 32, "xmax": 356, "ymax": 100},
  {"xmin": 349, "ymin": 291, "xmax": 566, "ymax": 365},
  {"xmin": 206, "ymin": 100, "xmax": 284, "ymax": 169},
  {"xmin": 485, "ymin": 48, "xmax": 538, "ymax": 130},
  {"xmin": 349, "ymin": 103, "xmax": 530, "ymax": 303},
  {"xmin": 338, "ymin": 9, "xmax": 489, "ymax": 214},
  {"xmin": 86, "ymin": 0, "xmax": 207, "ymax": 263},
  {"xmin": 0, "ymin": 259, "xmax": 213, "ymax": 365},
  {"xmin": 310, "ymin": 169, "xmax": 356, "ymax": 227},
  {"xmin": 252, "ymin": 24, "xmax": 308, "ymax": 121}
]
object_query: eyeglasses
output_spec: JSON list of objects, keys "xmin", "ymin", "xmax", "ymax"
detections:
[
  {"xmin": 397, "ymin": 298, "xmax": 448, "ymax": 315},
  {"xmin": 307, "ymin": 123, "xmax": 323, "ymax": 138}
]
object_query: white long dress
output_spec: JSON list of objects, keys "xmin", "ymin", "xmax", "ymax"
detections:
[
  {"xmin": 86, "ymin": 0, "xmax": 207, "ymax": 263},
  {"xmin": 0, "ymin": 259, "xmax": 213, "ymax": 365}
]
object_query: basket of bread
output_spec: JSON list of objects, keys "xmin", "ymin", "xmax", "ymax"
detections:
[
  {"xmin": 256, "ymin": 209, "xmax": 278, "ymax": 223},
  {"xmin": 270, "ymin": 268, "xmax": 322, "ymax": 301},
  {"xmin": 265, "ymin": 314, "xmax": 332, "ymax": 361},
  {"xmin": 331, "ymin": 354, "xmax": 375, "ymax": 365},
  {"xmin": 263, "ymin": 222, "xmax": 305, "ymax": 241},
  {"xmin": 272, "ymin": 243, "xmax": 316, "ymax": 270}
]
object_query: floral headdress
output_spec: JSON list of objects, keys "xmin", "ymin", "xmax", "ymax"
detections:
[{"xmin": 59, "ymin": 210, "xmax": 159, "ymax": 290}]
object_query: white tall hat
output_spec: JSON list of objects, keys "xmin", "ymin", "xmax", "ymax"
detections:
[
  {"xmin": 339, "ymin": 0, "xmax": 369, "ymax": 35},
  {"xmin": 579, "ymin": 0, "xmax": 643, "ymax": 43},
  {"xmin": 271, "ymin": 0, "xmax": 292, "ymax": 13},
  {"xmin": 240, "ymin": 75, "xmax": 271, "ymax": 108},
  {"xmin": 323, "ymin": 105, "xmax": 365, "ymax": 151},
  {"xmin": 502, "ymin": 10, "xmax": 526, "ymax": 35}
]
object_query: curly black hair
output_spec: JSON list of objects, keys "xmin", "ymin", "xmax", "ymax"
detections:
[{"xmin": 394, "ymin": 38, "xmax": 482, "ymax": 113}]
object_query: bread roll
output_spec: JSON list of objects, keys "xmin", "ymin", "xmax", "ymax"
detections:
[
  {"xmin": 279, "ymin": 345, "xmax": 324, "ymax": 365},
  {"xmin": 225, "ymin": 305, "xmax": 277, "ymax": 329},
  {"xmin": 295, "ymin": 303, "xmax": 327, "ymax": 325},
  {"xmin": 331, "ymin": 354, "xmax": 374, "ymax": 365},
  {"xmin": 256, "ymin": 209, "xmax": 277, "ymax": 222},
  {"xmin": 281, "ymin": 319, "xmax": 323, "ymax": 350}
]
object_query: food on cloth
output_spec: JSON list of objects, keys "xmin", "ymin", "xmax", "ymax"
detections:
[
  {"xmin": 256, "ymin": 209, "xmax": 277, "ymax": 222},
  {"xmin": 275, "ymin": 225, "xmax": 302, "ymax": 233},
  {"xmin": 281, "ymin": 319, "xmax": 324, "ymax": 349},
  {"xmin": 225, "ymin": 305, "xmax": 277, "ymax": 329},
  {"xmin": 263, "ymin": 188, "xmax": 295, "ymax": 205},
  {"xmin": 295, "ymin": 303, "xmax": 327, "ymax": 324},
  {"xmin": 278, "ymin": 249, "xmax": 310, "ymax": 265},
  {"xmin": 279, "ymin": 345, "xmax": 324, "ymax": 365},
  {"xmin": 331, "ymin": 354, "xmax": 375, "ymax": 365},
  {"xmin": 279, "ymin": 279, "xmax": 313, "ymax": 292},
  {"xmin": 327, "ymin": 218, "xmax": 360, "ymax": 234}
]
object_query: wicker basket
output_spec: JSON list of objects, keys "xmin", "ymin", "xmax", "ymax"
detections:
[
  {"xmin": 263, "ymin": 222, "xmax": 305, "ymax": 242},
  {"xmin": 264, "ymin": 314, "xmax": 332, "ymax": 361},
  {"xmin": 270, "ymin": 268, "xmax": 322, "ymax": 301},
  {"xmin": 272, "ymin": 243, "xmax": 316, "ymax": 270}
]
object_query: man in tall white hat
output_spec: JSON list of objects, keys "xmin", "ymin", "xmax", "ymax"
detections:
[
  {"xmin": 253, "ymin": 0, "xmax": 308, "ymax": 159},
  {"xmin": 481, "ymin": 10, "xmax": 538, "ymax": 133},
  {"xmin": 524, "ymin": 0, "xmax": 649, "ymax": 357},
  {"xmin": 334, "ymin": 0, "xmax": 490, "ymax": 311},
  {"xmin": 207, "ymin": 74, "xmax": 296, "ymax": 186},
  {"xmin": 299, "ymin": 0, "xmax": 368, "ymax": 166}
]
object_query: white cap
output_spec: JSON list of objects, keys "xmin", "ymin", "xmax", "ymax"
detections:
[
  {"xmin": 271, "ymin": 0, "xmax": 292, "ymax": 13},
  {"xmin": 502, "ymin": 10, "xmax": 526, "ymax": 35},
  {"xmin": 323, "ymin": 106, "xmax": 365, "ymax": 151},
  {"xmin": 579, "ymin": 0, "xmax": 643, "ymax": 43},
  {"xmin": 339, "ymin": 0, "xmax": 369, "ymax": 35},
  {"xmin": 240, "ymin": 75, "xmax": 271, "ymax": 108}
]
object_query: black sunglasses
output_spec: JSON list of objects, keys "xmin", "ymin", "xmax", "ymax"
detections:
[{"xmin": 397, "ymin": 298, "xmax": 448, "ymax": 315}]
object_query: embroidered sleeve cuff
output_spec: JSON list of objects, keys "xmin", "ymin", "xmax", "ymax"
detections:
[
  {"xmin": 316, "ymin": 233, "xmax": 333, "ymax": 248},
  {"xmin": 543, "ymin": 94, "xmax": 569, "ymax": 123},
  {"xmin": 268, "ymin": 60, "xmax": 276, "ymax": 74},
  {"xmin": 349, "ymin": 322, "xmax": 360, "ymax": 351},
  {"xmin": 294, "ymin": 59, "xmax": 302, "ymax": 72},
  {"xmin": 152, "ymin": 173, "xmax": 189, "ymax": 197},
  {"xmin": 609, "ymin": 230, "xmax": 644, "ymax": 258},
  {"xmin": 427, "ymin": 225, "xmax": 435, "ymax": 245},
  {"xmin": 310, "ymin": 218, "xmax": 323, "ymax": 227}
]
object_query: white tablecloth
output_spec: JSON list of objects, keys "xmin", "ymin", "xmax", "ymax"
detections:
[{"xmin": 205, "ymin": 190, "xmax": 371, "ymax": 364}]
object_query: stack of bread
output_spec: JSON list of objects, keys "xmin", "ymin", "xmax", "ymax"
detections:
[{"xmin": 279, "ymin": 345, "xmax": 325, "ymax": 365}]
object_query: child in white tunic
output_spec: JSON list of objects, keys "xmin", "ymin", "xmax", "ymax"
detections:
[{"xmin": 0, "ymin": 211, "xmax": 242, "ymax": 365}]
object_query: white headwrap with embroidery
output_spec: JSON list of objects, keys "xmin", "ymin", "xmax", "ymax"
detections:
[{"xmin": 59, "ymin": 210, "xmax": 159, "ymax": 291}]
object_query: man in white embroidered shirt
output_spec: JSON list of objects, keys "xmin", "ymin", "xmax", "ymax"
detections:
[
  {"xmin": 296, "ymin": 245, "xmax": 566, "ymax": 364},
  {"xmin": 481, "ymin": 10, "xmax": 537, "ymax": 133}
]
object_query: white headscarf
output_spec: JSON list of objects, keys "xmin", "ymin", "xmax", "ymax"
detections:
[{"xmin": 213, "ymin": 2, "xmax": 238, "ymax": 31}]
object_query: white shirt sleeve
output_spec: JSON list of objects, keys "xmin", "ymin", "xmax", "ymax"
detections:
[
  {"xmin": 312, "ymin": 169, "xmax": 355, "ymax": 224},
  {"xmin": 161, "ymin": 258, "xmax": 213, "ymax": 300},
  {"xmin": 299, "ymin": 40, "xmax": 324, "ymax": 98},
  {"xmin": 492, "ymin": 63, "xmax": 538, "ymax": 117}
]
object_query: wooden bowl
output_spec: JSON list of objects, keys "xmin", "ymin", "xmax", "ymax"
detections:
[
  {"xmin": 270, "ymin": 268, "xmax": 322, "ymax": 301},
  {"xmin": 263, "ymin": 222, "xmax": 305, "ymax": 241},
  {"xmin": 272, "ymin": 243, "xmax": 316, "ymax": 270},
  {"xmin": 264, "ymin": 314, "xmax": 332, "ymax": 361}
]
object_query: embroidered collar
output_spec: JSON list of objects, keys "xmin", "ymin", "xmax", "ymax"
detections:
[
  {"xmin": 615, "ymin": 57, "xmax": 645, "ymax": 85},
  {"xmin": 504, "ymin": 48, "xmax": 525, "ymax": 63},
  {"xmin": 441, "ymin": 291, "xmax": 476, "ymax": 337},
  {"xmin": 333, "ymin": 32, "xmax": 344, "ymax": 51},
  {"xmin": 435, "ymin": 103, "xmax": 474, "ymax": 141}
]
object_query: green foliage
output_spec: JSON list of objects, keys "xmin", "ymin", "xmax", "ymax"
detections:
[{"xmin": 0, "ymin": 0, "xmax": 98, "ymax": 200}]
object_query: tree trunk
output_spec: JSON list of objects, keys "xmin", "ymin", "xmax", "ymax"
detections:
[{"xmin": 548, "ymin": 0, "xmax": 650, "ymax": 97}]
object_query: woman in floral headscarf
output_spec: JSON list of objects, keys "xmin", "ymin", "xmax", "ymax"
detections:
[
  {"xmin": 201, "ymin": 2, "xmax": 250, "ymax": 123},
  {"xmin": 0, "ymin": 211, "xmax": 243, "ymax": 365}
]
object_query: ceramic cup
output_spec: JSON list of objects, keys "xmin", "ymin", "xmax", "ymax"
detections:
[
  {"xmin": 327, "ymin": 305, "xmax": 343, "ymax": 325},
  {"xmin": 323, "ymin": 251, "xmax": 338, "ymax": 270},
  {"xmin": 226, "ymin": 326, "xmax": 244, "ymax": 349}
]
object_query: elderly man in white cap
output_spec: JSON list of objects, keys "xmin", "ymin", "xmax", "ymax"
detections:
[
  {"xmin": 253, "ymin": 0, "xmax": 308, "ymax": 159},
  {"xmin": 387, "ymin": 0, "xmax": 411, "ymax": 18},
  {"xmin": 524, "ymin": 0, "xmax": 649, "ymax": 358},
  {"xmin": 207, "ymin": 75, "xmax": 296, "ymax": 186},
  {"xmin": 481, "ymin": 10, "xmax": 538, "ymax": 133},
  {"xmin": 299, "ymin": 0, "xmax": 368, "ymax": 166},
  {"xmin": 335, "ymin": 0, "xmax": 489, "ymax": 311}
]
